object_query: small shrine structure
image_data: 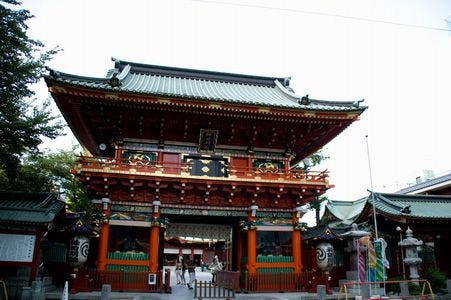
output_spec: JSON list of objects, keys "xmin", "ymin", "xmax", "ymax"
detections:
[
  {"xmin": 0, "ymin": 191, "xmax": 65, "ymax": 297},
  {"xmin": 323, "ymin": 192, "xmax": 451, "ymax": 280}
]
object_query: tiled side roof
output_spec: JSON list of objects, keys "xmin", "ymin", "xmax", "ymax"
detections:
[
  {"xmin": 44, "ymin": 58, "xmax": 366, "ymax": 112},
  {"xmin": 322, "ymin": 197, "xmax": 367, "ymax": 224},
  {"xmin": 368, "ymin": 192, "xmax": 451, "ymax": 219},
  {"xmin": 0, "ymin": 191, "xmax": 65, "ymax": 225},
  {"xmin": 323, "ymin": 193, "xmax": 451, "ymax": 224}
]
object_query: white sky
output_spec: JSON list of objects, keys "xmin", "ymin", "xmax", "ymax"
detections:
[{"xmin": 21, "ymin": 0, "xmax": 451, "ymax": 208}]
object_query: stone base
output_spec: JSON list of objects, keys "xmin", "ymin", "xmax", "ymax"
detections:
[
  {"xmin": 346, "ymin": 271, "xmax": 359, "ymax": 281},
  {"xmin": 7, "ymin": 276, "xmax": 29, "ymax": 299},
  {"xmin": 338, "ymin": 279, "xmax": 386, "ymax": 299}
]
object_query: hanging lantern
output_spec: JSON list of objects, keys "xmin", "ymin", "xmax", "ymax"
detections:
[
  {"xmin": 316, "ymin": 242, "xmax": 335, "ymax": 272},
  {"xmin": 68, "ymin": 235, "xmax": 90, "ymax": 267}
]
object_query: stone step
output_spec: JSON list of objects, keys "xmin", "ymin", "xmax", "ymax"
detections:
[{"xmin": 42, "ymin": 284, "xmax": 57, "ymax": 293}]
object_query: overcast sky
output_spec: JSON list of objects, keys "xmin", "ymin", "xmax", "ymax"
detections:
[{"xmin": 22, "ymin": 0, "xmax": 451, "ymax": 207}]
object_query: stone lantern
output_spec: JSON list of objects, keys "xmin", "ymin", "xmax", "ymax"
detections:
[{"xmin": 399, "ymin": 227, "xmax": 423, "ymax": 282}]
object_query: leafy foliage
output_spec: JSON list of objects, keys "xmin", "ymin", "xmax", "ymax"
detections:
[
  {"xmin": 308, "ymin": 150, "xmax": 330, "ymax": 169},
  {"xmin": 0, "ymin": 0, "xmax": 63, "ymax": 187},
  {"xmin": 292, "ymin": 149, "xmax": 330, "ymax": 171},
  {"xmin": 422, "ymin": 267, "xmax": 447, "ymax": 293},
  {"xmin": 408, "ymin": 282, "xmax": 422, "ymax": 296},
  {"xmin": 310, "ymin": 195, "xmax": 328, "ymax": 226},
  {"xmin": 0, "ymin": 149, "xmax": 94, "ymax": 213},
  {"xmin": 292, "ymin": 149, "xmax": 330, "ymax": 225}
]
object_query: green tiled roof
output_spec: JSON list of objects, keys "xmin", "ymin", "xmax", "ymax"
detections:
[
  {"xmin": 368, "ymin": 192, "xmax": 451, "ymax": 220},
  {"xmin": 44, "ymin": 58, "xmax": 366, "ymax": 112},
  {"xmin": 321, "ymin": 197, "xmax": 367, "ymax": 225},
  {"xmin": 324, "ymin": 193, "xmax": 451, "ymax": 223},
  {"xmin": 0, "ymin": 191, "xmax": 65, "ymax": 225}
]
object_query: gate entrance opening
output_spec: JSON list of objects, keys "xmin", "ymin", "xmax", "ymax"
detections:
[{"xmin": 164, "ymin": 223, "xmax": 233, "ymax": 271}]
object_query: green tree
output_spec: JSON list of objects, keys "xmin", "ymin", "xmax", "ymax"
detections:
[
  {"xmin": 310, "ymin": 195, "xmax": 328, "ymax": 226},
  {"xmin": 293, "ymin": 149, "xmax": 330, "ymax": 226},
  {"xmin": 10, "ymin": 149, "xmax": 94, "ymax": 214},
  {"xmin": 0, "ymin": 0, "xmax": 63, "ymax": 189}
]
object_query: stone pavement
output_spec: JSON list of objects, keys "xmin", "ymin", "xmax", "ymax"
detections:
[{"xmin": 54, "ymin": 289, "xmax": 325, "ymax": 300}]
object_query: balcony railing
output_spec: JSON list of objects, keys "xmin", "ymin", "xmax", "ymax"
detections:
[{"xmin": 75, "ymin": 156, "xmax": 328, "ymax": 184}]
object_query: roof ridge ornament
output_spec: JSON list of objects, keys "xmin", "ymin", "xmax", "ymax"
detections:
[
  {"xmin": 108, "ymin": 73, "xmax": 121, "ymax": 88},
  {"xmin": 283, "ymin": 77, "xmax": 291, "ymax": 86},
  {"xmin": 353, "ymin": 99, "xmax": 365, "ymax": 108},
  {"xmin": 400, "ymin": 205, "xmax": 411, "ymax": 214},
  {"xmin": 274, "ymin": 80, "xmax": 300, "ymax": 101},
  {"xmin": 46, "ymin": 67, "xmax": 60, "ymax": 79},
  {"xmin": 300, "ymin": 94, "xmax": 310, "ymax": 105}
]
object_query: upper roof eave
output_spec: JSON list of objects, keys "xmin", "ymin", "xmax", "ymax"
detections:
[
  {"xmin": 45, "ymin": 77, "xmax": 367, "ymax": 114},
  {"xmin": 44, "ymin": 59, "xmax": 367, "ymax": 114},
  {"xmin": 43, "ymin": 67, "xmax": 108, "ymax": 85}
]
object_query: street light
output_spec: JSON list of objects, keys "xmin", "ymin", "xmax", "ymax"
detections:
[{"xmin": 396, "ymin": 226, "xmax": 406, "ymax": 279}]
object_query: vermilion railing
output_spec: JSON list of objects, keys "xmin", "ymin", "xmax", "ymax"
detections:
[
  {"xmin": 75, "ymin": 156, "xmax": 328, "ymax": 183},
  {"xmin": 70, "ymin": 268, "xmax": 171, "ymax": 293},
  {"xmin": 70, "ymin": 268, "xmax": 323, "ymax": 294},
  {"xmin": 76, "ymin": 157, "xmax": 190, "ymax": 174},
  {"xmin": 216, "ymin": 270, "xmax": 240, "ymax": 291},
  {"xmin": 229, "ymin": 166, "xmax": 328, "ymax": 182},
  {"xmin": 242, "ymin": 270, "xmax": 323, "ymax": 292}
]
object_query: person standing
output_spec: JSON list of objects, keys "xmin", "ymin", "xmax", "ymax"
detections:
[
  {"xmin": 181, "ymin": 256, "xmax": 187, "ymax": 285},
  {"xmin": 175, "ymin": 256, "xmax": 184, "ymax": 285},
  {"xmin": 186, "ymin": 258, "xmax": 196, "ymax": 289},
  {"xmin": 209, "ymin": 255, "xmax": 222, "ymax": 284}
]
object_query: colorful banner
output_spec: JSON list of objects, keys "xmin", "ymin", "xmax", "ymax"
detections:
[
  {"xmin": 374, "ymin": 239, "xmax": 384, "ymax": 281},
  {"xmin": 357, "ymin": 238, "xmax": 367, "ymax": 282},
  {"xmin": 358, "ymin": 236, "xmax": 390, "ymax": 282},
  {"xmin": 358, "ymin": 236, "xmax": 377, "ymax": 282},
  {"xmin": 378, "ymin": 238, "xmax": 390, "ymax": 269}
]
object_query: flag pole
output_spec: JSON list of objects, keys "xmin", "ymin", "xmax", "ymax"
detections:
[{"xmin": 365, "ymin": 135, "xmax": 379, "ymax": 239}]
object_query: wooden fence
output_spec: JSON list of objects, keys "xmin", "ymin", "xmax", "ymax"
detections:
[{"xmin": 194, "ymin": 280, "xmax": 235, "ymax": 299}]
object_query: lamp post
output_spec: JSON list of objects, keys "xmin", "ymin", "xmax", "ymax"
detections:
[{"xmin": 396, "ymin": 226, "xmax": 406, "ymax": 280}]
